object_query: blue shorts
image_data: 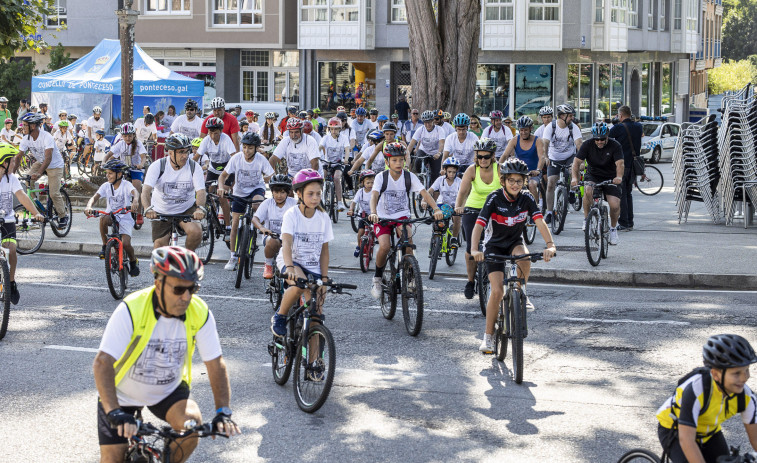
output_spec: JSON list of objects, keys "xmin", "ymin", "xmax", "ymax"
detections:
[
  {"xmin": 128, "ymin": 169, "xmax": 144, "ymax": 182},
  {"xmin": 231, "ymin": 188, "xmax": 265, "ymax": 213}
]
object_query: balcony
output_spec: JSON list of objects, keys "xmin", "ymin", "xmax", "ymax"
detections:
[
  {"xmin": 298, "ymin": 0, "xmax": 374, "ymax": 50},
  {"xmin": 480, "ymin": 2, "xmax": 561, "ymax": 51}
]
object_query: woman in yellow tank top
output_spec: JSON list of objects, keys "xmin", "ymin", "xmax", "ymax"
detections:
[{"xmin": 454, "ymin": 138, "xmax": 500, "ymax": 299}]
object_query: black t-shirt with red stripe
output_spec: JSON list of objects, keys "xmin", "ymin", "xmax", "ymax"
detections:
[{"xmin": 476, "ymin": 188, "xmax": 542, "ymax": 248}]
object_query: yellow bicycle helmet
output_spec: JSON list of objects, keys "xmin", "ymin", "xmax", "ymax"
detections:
[
  {"xmin": 0, "ymin": 143, "xmax": 18, "ymax": 165},
  {"xmin": 191, "ymin": 137, "xmax": 203, "ymax": 148}
]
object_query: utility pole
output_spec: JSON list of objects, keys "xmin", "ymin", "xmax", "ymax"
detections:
[{"xmin": 116, "ymin": 0, "xmax": 138, "ymax": 125}]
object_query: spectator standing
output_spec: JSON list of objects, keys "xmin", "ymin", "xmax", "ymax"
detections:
[
  {"xmin": 0, "ymin": 97, "xmax": 12, "ymax": 123},
  {"xmin": 394, "ymin": 95, "xmax": 410, "ymax": 125},
  {"xmin": 403, "ymin": 109, "xmax": 421, "ymax": 144},
  {"xmin": 608, "ymin": 105, "xmax": 642, "ymax": 231},
  {"xmin": 16, "ymin": 99, "xmax": 29, "ymax": 124}
]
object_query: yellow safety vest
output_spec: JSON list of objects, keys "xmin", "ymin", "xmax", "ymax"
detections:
[{"xmin": 112, "ymin": 286, "xmax": 209, "ymax": 388}]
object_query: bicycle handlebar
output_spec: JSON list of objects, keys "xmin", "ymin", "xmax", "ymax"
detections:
[
  {"xmin": 86, "ymin": 207, "xmax": 132, "ymax": 218},
  {"xmin": 290, "ymin": 276, "xmax": 358, "ymax": 293},
  {"xmin": 134, "ymin": 419, "xmax": 228, "ymax": 441},
  {"xmin": 469, "ymin": 252, "xmax": 552, "ymax": 262},
  {"xmin": 375, "ymin": 216, "xmax": 434, "ymax": 226},
  {"xmin": 155, "ymin": 214, "xmax": 193, "ymax": 223},
  {"xmin": 227, "ymin": 194, "xmax": 264, "ymax": 205},
  {"xmin": 578, "ymin": 179, "xmax": 614, "ymax": 188}
]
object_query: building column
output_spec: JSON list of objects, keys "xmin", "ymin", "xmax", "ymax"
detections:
[{"xmin": 375, "ymin": 58, "xmax": 391, "ymax": 115}]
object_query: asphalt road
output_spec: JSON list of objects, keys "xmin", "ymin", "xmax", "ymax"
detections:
[{"xmin": 2, "ymin": 252, "xmax": 756, "ymax": 462}]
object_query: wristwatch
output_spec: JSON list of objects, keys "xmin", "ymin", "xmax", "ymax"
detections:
[{"xmin": 216, "ymin": 406, "xmax": 232, "ymax": 416}]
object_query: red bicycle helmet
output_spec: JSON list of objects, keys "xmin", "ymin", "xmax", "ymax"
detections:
[
  {"xmin": 302, "ymin": 120, "xmax": 313, "ymax": 134},
  {"xmin": 205, "ymin": 117, "xmax": 224, "ymax": 130},
  {"xmin": 327, "ymin": 117, "xmax": 341, "ymax": 128},
  {"xmin": 151, "ymin": 246, "xmax": 204, "ymax": 283},
  {"xmin": 286, "ymin": 118, "xmax": 304, "ymax": 130}
]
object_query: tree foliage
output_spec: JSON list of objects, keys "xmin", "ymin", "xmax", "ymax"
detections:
[
  {"xmin": 722, "ymin": 0, "xmax": 757, "ymax": 61},
  {"xmin": 46, "ymin": 42, "xmax": 73, "ymax": 72},
  {"xmin": 707, "ymin": 59, "xmax": 757, "ymax": 94},
  {"xmin": 0, "ymin": 0, "xmax": 56, "ymax": 60},
  {"xmin": 0, "ymin": 58, "xmax": 37, "ymax": 119}
]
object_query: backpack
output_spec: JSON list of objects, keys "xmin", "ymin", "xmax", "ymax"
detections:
[
  {"xmin": 673, "ymin": 367, "xmax": 747, "ymax": 419},
  {"xmin": 379, "ymin": 169, "xmax": 412, "ymax": 195},
  {"xmin": 550, "ymin": 120, "xmax": 575, "ymax": 146},
  {"xmin": 158, "ymin": 156, "xmax": 196, "ymax": 181}
]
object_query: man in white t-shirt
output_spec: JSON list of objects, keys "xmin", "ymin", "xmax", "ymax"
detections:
[
  {"xmin": 434, "ymin": 109, "xmax": 455, "ymax": 138},
  {"xmin": 406, "ymin": 111, "xmax": 445, "ymax": 180},
  {"xmin": 351, "ymin": 107, "xmax": 375, "ymax": 149},
  {"xmin": 170, "ymin": 99, "xmax": 203, "ymax": 139},
  {"xmin": 87, "ymin": 106, "xmax": 105, "ymax": 143},
  {"xmin": 441, "ymin": 113, "xmax": 479, "ymax": 173},
  {"xmin": 533, "ymin": 106, "xmax": 553, "ymax": 138},
  {"xmin": 270, "ymin": 118, "xmax": 320, "ymax": 177},
  {"xmin": 93, "ymin": 247, "xmax": 240, "ymax": 462},
  {"xmin": 541, "ymin": 103, "xmax": 583, "ymax": 224},
  {"xmin": 481, "ymin": 110, "xmax": 514, "ymax": 160},
  {"xmin": 134, "ymin": 113, "xmax": 158, "ymax": 145},
  {"xmin": 142, "ymin": 134, "xmax": 207, "ymax": 250}
]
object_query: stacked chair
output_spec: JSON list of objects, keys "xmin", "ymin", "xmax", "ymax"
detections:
[{"xmin": 673, "ymin": 113, "xmax": 721, "ymax": 223}]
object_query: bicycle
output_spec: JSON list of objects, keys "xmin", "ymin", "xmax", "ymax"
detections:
[
  {"xmin": 523, "ymin": 178, "xmax": 546, "ymax": 246},
  {"xmin": 263, "ymin": 232, "xmax": 284, "ymax": 311},
  {"xmin": 194, "ymin": 181, "xmax": 230, "ymax": 264},
  {"xmin": 267, "ymin": 276, "xmax": 357, "ymax": 413},
  {"xmin": 357, "ymin": 213, "xmax": 376, "ymax": 273},
  {"xmin": 480, "ymin": 252, "xmax": 546, "ymax": 384},
  {"xmin": 427, "ymin": 210, "xmax": 459, "ymax": 280},
  {"xmin": 321, "ymin": 160, "xmax": 343, "ymax": 224},
  {"xmin": 154, "ymin": 214, "xmax": 193, "ymax": 247},
  {"xmin": 15, "ymin": 174, "xmax": 73, "ymax": 254},
  {"xmin": 411, "ymin": 154, "xmax": 434, "ymax": 219},
  {"xmin": 549, "ymin": 159, "xmax": 572, "ymax": 235},
  {"xmin": 0, "ymin": 211, "xmax": 15, "ymax": 341},
  {"xmin": 581, "ymin": 180, "xmax": 613, "ymax": 267},
  {"xmin": 616, "ymin": 445, "xmax": 757, "ymax": 463},
  {"xmin": 376, "ymin": 216, "xmax": 429, "ymax": 336},
  {"xmin": 124, "ymin": 417, "xmax": 227, "ymax": 463},
  {"xmin": 635, "ymin": 163, "xmax": 664, "ymax": 196},
  {"xmin": 86, "ymin": 207, "xmax": 132, "ymax": 299},
  {"xmin": 228, "ymin": 194, "xmax": 263, "ymax": 289}
]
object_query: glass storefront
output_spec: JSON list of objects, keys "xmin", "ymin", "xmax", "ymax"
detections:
[
  {"xmin": 597, "ymin": 63, "xmax": 624, "ymax": 120},
  {"xmin": 640, "ymin": 63, "xmax": 650, "ymax": 116},
  {"xmin": 567, "ymin": 63, "xmax": 593, "ymax": 126},
  {"xmin": 661, "ymin": 62, "xmax": 673, "ymax": 114},
  {"xmin": 318, "ymin": 62, "xmax": 376, "ymax": 112},
  {"xmin": 474, "ymin": 65, "xmax": 510, "ymax": 115},
  {"xmin": 514, "ymin": 64, "xmax": 553, "ymax": 120}
]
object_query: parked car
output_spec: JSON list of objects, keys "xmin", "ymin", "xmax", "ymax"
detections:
[{"xmin": 640, "ymin": 121, "xmax": 681, "ymax": 163}]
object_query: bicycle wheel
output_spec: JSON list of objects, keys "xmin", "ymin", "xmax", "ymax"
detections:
[
  {"xmin": 350, "ymin": 213, "xmax": 359, "ymax": 233},
  {"xmin": 323, "ymin": 181, "xmax": 333, "ymax": 216},
  {"xmin": 510, "ymin": 288, "xmax": 524, "ymax": 384},
  {"xmin": 293, "ymin": 323, "xmax": 336, "ymax": 413},
  {"xmin": 571, "ymin": 188, "xmax": 583, "ymax": 211},
  {"xmin": 105, "ymin": 240, "xmax": 126, "ymax": 299},
  {"xmin": 234, "ymin": 226, "xmax": 248, "ymax": 289},
  {"xmin": 523, "ymin": 219, "xmax": 536, "ymax": 245},
  {"xmin": 636, "ymin": 165, "xmax": 664, "ymax": 196},
  {"xmin": 49, "ymin": 189, "xmax": 72, "ymax": 238},
  {"xmin": 600, "ymin": 208, "xmax": 609, "ymax": 259},
  {"xmin": 195, "ymin": 214, "xmax": 214, "ymax": 264},
  {"xmin": 495, "ymin": 298, "xmax": 507, "ymax": 361},
  {"xmin": 14, "ymin": 204, "xmax": 45, "ymax": 255},
  {"xmin": 271, "ymin": 333, "xmax": 293, "ymax": 386},
  {"xmin": 551, "ymin": 187, "xmax": 567, "ymax": 235},
  {"xmin": 359, "ymin": 235, "xmax": 373, "ymax": 273},
  {"xmin": 477, "ymin": 263, "xmax": 489, "ymax": 316},
  {"xmin": 428, "ymin": 234, "xmax": 441, "ymax": 280},
  {"xmin": 585, "ymin": 208, "xmax": 602, "ymax": 266},
  {"xmin": 132, "ymin": 212, "xmax": 142, "ymax": 231},
  {"xmin": 245, "ymin": 227, "xmax": 256, "ymax": 279},
  {"xmin": 401, "ymin": 255, "xmax": 424, "ymax": 336},
  {"xmin": 268, "ymin": 274, "xmax": 283, "ymax": 312},
  {"xmin": 445, "ymin": 232, "xmax": 459, "ymax": 266},
  {"xmin": 0, "ymin": 258, "xmax": 11, "ymax": 341},
  {"xmin": 616, "ymin": 449, "xmax": 661, "ymax": 463}
]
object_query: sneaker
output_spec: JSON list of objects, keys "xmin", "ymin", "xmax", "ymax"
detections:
[
  {"xmin": 10, "ymin": 281, "xmax": 19, "ymax": 305},
  {"xmin": 224, "ymin": 256, "xmax": 238, "ymax": 271},
  {"xmin": 136, "ymin": 214, "xmax": 144, "ymax": 226},
  {"xmin": 464, "ymin": 281, "xmax": 475, "ymax": 299},
  {"xmin": 57, "ymin": 216, "xmax": 68, "ymax": 229},
  {"xmin": 263, "ymin": 263, "xmax": 274, "ymax": 279},
  {"xmin": 525, "ymin": 296, "xmax": 535, "ymax": 312},
  {"xmin": 544, "ymin": 211, "xmax": 553, "ymax": 224},
  {"xmin": 371, "ymin": 277, "xmax": 382, "ymax": 299},
  {"xmin": 617, "ymin": 225, "xmax": 633, "ymax": 232},
  {"xmin": 609, "ymin": 228, "xmax": 619, "ymax": 245},
  {"xmin": 337, "ymin": 204, "xmax": 346, "ymax": 212},
  {"xmin": 270, "ymin": 313, "xmax": 287, "ymax": 337},
  {"xmin": 479, "ymin": 334, "xmax": 494, "ymax": 354},
  {"xmin": 129, "ymin": 260, "xmax": 140, "ymax": 277},
  {"xmin": 353, "ymin": 246, "xmax": 360, "ymax": 258},
  {"xmin": 582, "ymin": 219, "xmax": 587, "ymax": 231},
  {"xmin": 450, "ymin": 237, "xmax": 459, "ymax": 248},
  {"xmin": 98, "ymin": 248, "xmax": 106, "ymax": 260},
  {"xmin": 306, "ymin": 359, "xmax": 326, "ymax": 382},
  {"xmin": 224, "ymin": 228, "xmax": 231, "ymax": 242}
]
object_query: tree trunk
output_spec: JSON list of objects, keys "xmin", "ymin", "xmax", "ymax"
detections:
[{"xmin": 407, "ymin": 0, "xmax": 481, "ymax": 116}]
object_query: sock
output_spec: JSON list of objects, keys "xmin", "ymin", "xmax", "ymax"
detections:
[
  {"xmin": 265, "ymin": 257, "xmax": 273, "ymax": 265},
  {"xmin": 374, "ymin": 265, "xmax": 385, "ymax": 278}
]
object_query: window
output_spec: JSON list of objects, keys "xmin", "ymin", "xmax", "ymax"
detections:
[
  {"xmin": 647, "ymin": 0, "xmax": 654, "ymax": 29},
  {"xmin": 485, "ymin": 0, "xmax": 514, "ymax": 21},
  {"xmin": 595, "ymin": 0, "xmax": 604, "ymax": 22},
  {"xmin": 366, "ymin": 0, "xmax": 371, "ymax": 21},
  {"xmin": 146, "ymin": 0, "xmax": 190, "ymax": 14},
  {"xmin": 673, "ymin": 0, "xmax": 681, "ymax": 29},
  {"xmin": 528, "ymin": 0, "xmax": 559, "ymax": 21},
  {"xmin": 661, "ymin": 62, "xmax": 672, "ymax": 114},
  {"xmin": 318, "ymin": 62, "xmax": 377, "ymax": 111},
  {"xmin": 331, "ymin": 0, "xmax": 358, "ymax": 21},
  {"xmin": 514, "ymin": 65, "xmax": 553, "ymax": 120},
  {"xmin": 686, "ymin": 0, "xmax": 697, "ymax": 31},
  {"xmin": 301, "ymin": 0, "xmax": 328, "ymax": 21},
  {"xmin": 474, "ymin": 65, "xmax": 510, "ymax": 115},
  {"xmin": 241, "ymin": 50, "xmax": 269, "ymax": 67},
  {"xmin": 659, "ymin": 0, "xmax": 666, "ymax": 30},
  {"xmin": 641, "ymin": 63, "xmax": 651, "ymax": 116},
  {"xmin": 628, "ymin": 0, "xmax": 638, "ymax": 27},
  {"xmin": 611, "ymin": 0, "xmax": 627, "ymax": 24},
  {"xmin": 391, "ymin": 0, "xmax": 407, "ymax": 23},
  {"xmin": 46, "ymin": 0, "xmax": 67, "ymax": 27},
  {"xmin": 273, "ymin": 51, "xmax": 299, "ymax": 67},
  {"xmin": 212, "ymin": 0, "xmax": 262, "ymax": 27},
  {"xmin": 597, "ymin": 63, "xmax": 624, "ymax": 119},
  {"xmin": 568, "ymin": 64, "xmax": 594, "ymax": 126}
]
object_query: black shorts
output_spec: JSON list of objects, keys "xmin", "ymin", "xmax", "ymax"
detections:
[
  {"xmin": 584, "ymin": 173, "xmax": 622, "ymax": 199},
  {"xmin": 1, "ymin": 222, "xmax": 17, "ymax": 244},
  {"xmin": 206, "ymin": 165, "xmax": 234, "ymax": 186},
  {"xmin": 547, "ymin": 157, "xmax": 574, "ymax": 177},
  {"xmin": 462, "ymin": 209, "xmax": 482, "ymax": 255},
  {"xmin": 484, "ymin": 240, "xmax": 525, "ymax": 273},
  {"xmin": 97, "ymin": 381, "xmax": 192, "ymax": 446}
]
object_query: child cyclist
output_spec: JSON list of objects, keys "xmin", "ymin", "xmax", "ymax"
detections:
[
  {"xmin": 348, "ymin": 130, "xmax": 385, "ymax": 176},
  {"xmin": 470, "ymin": 158, "xmax": 556, "ymax": 354},
  {"xmin": 191, "ymin": 137, "xmax": 209, "ymax": 174},
  {"xmin": 270, "ymin": 169, "xmax": 333, "ymax": 339},
  {"xmin": 656, "ymin": 334, "xmax": 757, "ymax": 463},
  {"xmin": 0, "ymin": 143, "xmax": 44, "ymax": 304},
  {"xmin": 253, "ymin": 174, "xmax": 298, "ymax": 279},
  {"xmin": 347, "ymin": 170, "xmax": 376, "ymax": 257},
  {"xmin": 319, "ymin": 117, "xmax": 351, "ymax": 210},
  {"xmin": 92, "ymin": 129, "xmax": 111, "ymax": 175},
  {"xmin": 423, "ymin": 157, "xmax": 462, "ymax": 247},
  {"xmin": 85, "ymin": 159, "xmax": 141, "ymax": 277},
  {"xmin": 103, "ymin": 123, "xmax": 146, "ymax": 225},
  {"xmin": 217, "ymin": 132, "xmax": 274, "ymax": 272},
  {"xmin": 368, "ymin": 143, "xmax": 443, "ymax": 298},
  {"xmin": 198, "ymin": 117, "xmax": 236, "ymax": 242}
]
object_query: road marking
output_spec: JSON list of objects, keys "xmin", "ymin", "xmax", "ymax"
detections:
[
  {"xmin": 44, "ymin": 345, "xmax": 99, "ymax": 353},
  {"xmin": 367, "ymin": 305, "xmax": 479, "ymax": 315},
  {"xmin": 260, "ymin": 363, "xmax": 427, "ymax": 377},
  {"xmin": 563, "ymin": 317, "xmax": 690, "ymax": 326},
  {"xmin": 23, "ymin": 282, "xmax": 268, "ymax": 302},
  {"xmin": 443, "ymin": 277, "xmax": 469, "ymax": 282}
]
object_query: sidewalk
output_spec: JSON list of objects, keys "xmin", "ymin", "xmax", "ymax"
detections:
[{"xmin": 47, "ymin": 163, "xmax": 757, "ymax": 290}]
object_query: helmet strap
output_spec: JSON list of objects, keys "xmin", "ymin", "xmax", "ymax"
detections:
[{"xmin": 170, "ymin": 152, "xmax": 181, "ymax": 170}]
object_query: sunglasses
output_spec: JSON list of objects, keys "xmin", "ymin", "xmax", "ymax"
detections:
[
  {"xmin": 477, "ymin": 154, "xmax": 494, "ymax": 160},
  {"xmin": 595, "ymin": 137, "xmax": 608, "ymax": 142},
  {"xmin": 164, "ymin": 280, "xmax": 200, "ymax": 295},
  {"xmin": 411, "ymin": 112, "xmax": 419, "ymax": 115}
]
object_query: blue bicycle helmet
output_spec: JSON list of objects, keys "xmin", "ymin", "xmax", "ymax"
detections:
[
  {"xmin": 377, "ymin": 115, "xmax": 389, "ymax": 122},
  {"xmin": 442, "ymin": 157, "xmax": 461, "ymax": 168},
  {"xmin": 355, "ymin": 107, "xmax": 367, "ymax": 116},
  {"xmin": 452, "ymin": 113, "xmax": 470, "ymax": 127},
  {"xmin": 592, "ymin": 122, "xmax": 609, "ymax": 139},
  {"xmin": 367, "ymin": 131, "xmax": 384, "ymax": 143}
]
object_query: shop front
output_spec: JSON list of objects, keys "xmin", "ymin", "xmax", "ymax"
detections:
[
  {"xmin": 474, "ymin": 63, "xmax": 553, "ymax": 121},
  {"xmin": 317, "ymin": 61, "xmax": 376, "ymax": 112}
]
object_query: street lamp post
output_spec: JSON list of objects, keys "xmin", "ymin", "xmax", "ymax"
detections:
[{"xmin": 116, "ymin": 0, "xmax": 138, "ymax": 125}]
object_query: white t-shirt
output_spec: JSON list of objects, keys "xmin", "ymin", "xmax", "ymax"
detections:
[
  {"xmin": 0, "ymin": 128, "xmax": 15, "ymax": 143},
  {"xmin": 443, "ymin": 132, "xmax": 479, "ymax": 166},
  {"xmin": 272, "ymin": 136, "xmax": 320, "ymax": 177},
  {"xmin": 439, "ymin": 122, "xmax": 455, "ymax": 138},
  {"xmin": 352, "ymin": 187, "xmax": 372, "ymax": 215},
  {"xmin": 198, "ymin": 133, "xmax": 236, "ymax": 166},
  {"xmin": 320, "ymin": 133, "xmax": 351, "ymax": 163},
  {"xmin": 93, "ymin": 138, "xmax": 112, "ymax": 162},
  {"xmin": 247, "ymin": 121, "xmax": 260, "ymax": 134},
  {"xmin": 170, "ymin": 115, "xmax": 203, "ymax": 139},
  {"xmin": 87, "ymin": 116, "xmax": 105, "ymax": 137},
  {"xmin": 53, "ymin": 130, "xmax": 73, "ymax": 153},
  {"xmin": 277, "ymin": 206, "xmax": 334, "ymax": 274},
  {"xmin": 358, "ymin": 143, "xmax": 384, "ymax": 171},
  {"xmin": 110, "ymin": 139, "xmax": 146, "ymax": 168},
  {"xmin": 308, "ymin": 132, "xmax": 322, "ymax": 146},
  {"xmin": 430, "ymin": 176, "xmax": 462, "ymax": 206},
  {"xmin": 351, "ymin": 119, "xmax": 376, "ymax": 147},
  {"xmin": 96, "ymin": 180, "xmax": 136, "ymax": 213},
  {"xmin": 223, "ymin": 152, "xmax": 274, "ymax": 196},
  {"xmin": 534, "ymin": 124, "xmax": 546, "ymax": 139},
  {"xmin": 144, "ymin": 158, "xmax": 206, "ymax": 214},
  {"xmin": 98, "ymin": 300, "xmax": 222, "ymax": 407},
  {"xmin": 0, "ymin": 174, "xmax": 22, "ymax": 221},
  {"xmin": 161, "ymin": 114, "xmax": 176, "ymax": 128},
  {"xmin": 134, "ymin": 118, "xmax": 158, "ymax": 144},
  {"xmin": 412, "ymin": 125, "xmax": 445, "ymax": 154},
  {"xmin": 371, "ymin": 170, "xmax": 424, "ymax": 219},
  {"xmin": 542, "ymin": 122, "xmax": 582, "ymax": 161},
  {"xmin": 482, "ymin": 124, "xmax": 514, "ymax": 158},
  {"xmin": 19, "ymin": 130, "xmax": 65, "ymax": 169},
  {"xmin": 253, "ymin": 196, "xmax": 298, "ymax": 235}
]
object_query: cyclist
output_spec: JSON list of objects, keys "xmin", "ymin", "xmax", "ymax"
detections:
[
  {"xmin": 0, "ymin": 143, "xmax": 44, "ymax": 304},
  {"xmin": 335, "ymin": 112, "xmax": 357, "ymax": 151},
  {"xmin": 368, "ymin": 143, "xmax": 443, "ymax": 299},
  {"xmin": 217, "ymin": 132, "xmax": 274, "ymax": 272},
  {"xmin": 85, "ymin": 159, "xmax": 140, "ymax": 276},
  {"xmin": 198, "ymin": 117, "xmax": 235, "ymax": 241},
  {"xmin": 260, "ymin": 112, "xmax": 280, "ymax": 150},
  {"xmin": 441, "ymin": 113, "xmax": 478, "ymax": 175},
  {"xmin": 481, "ymin": 110, "xmax": 513, "ymax": 160},
  {"xmin": 443, "ymin": 111, "xmax": 452, "ymax": 124},
  {"xmin": 363, "ymin": 122, "xmax": 408, "ymax": 176},
  {"xmin": 347, "ymin": 169, "xmax": 376, "ymax": 257},
  {"xmin": 305, "ymin": 109, "xmax": 319, "ymax": 135},
  {"xmin": 270, "ymin": 169, "xmax": 333, "ymax": 337},
  {"xmin": 170, "ymin": 99, "xmax": 203, "ymax": 139},
  {"xmin": 541, "ymin": 103, "xmax": 582, "ymax": 224},
  {"xmin": 53, "ymin": 120, "xmax": 74, "ymax": 155},
  {"xmin": 239, "ymin": 120, "xmax": 250, "ymax": 135},
  {"xmin": 278, "ymin": 105, "xmax": 298, "ymax": 135},
  {"xmin": 313, "ymin": 108, "xmax": 327, "ymax": 135},
  {"xmin": 656, "ymin": 334, "xmax": 757, "ymax": 463},
  {"xmin": 103, "ymin": 123, "xmax": 147, "ymax": 221},
  {"xmin": 501, "ymin": 116, "xmax": 545, "ymax": 201},
  {"xmin": 471, "ymin": 158, "xmax": 556, "ymax": 353},
  {"xmin": 390, "ymin": 113, "xmax": 401, "ymax": 140},
  {"xmin": 570, "ymin": 122, "xmax": 623, "ymax": 243},
  {"xmin": 469, "ymin": 114, "xmax": 484, "ymax": 138},
  {"xmin": 376, "ymin": 114, "xmax": 388, "ymax": 132},
  {"xmin": 368, "ymin": 108, "xmax": 379, "ymax": 124},
  {"xmin": 190, "ymin": 137, "xmax": 209, "ymax": 174},
  {"xmin": 425, "ymin": 157, "xmax": 462, "ymax": 246},
  {"xmin": 503, "ymin": 116, "xmax": 516, "ymax": 136},
  {"xmin": 269, "ymin": 118, "xmax": 320, "ymax": 177},
  {"xmin": 454, "ymin": 138, "xmax": 500, "ymax": 299},
  {"xmin": 319, "ymin": 117, "xmax": 351, "ymax": 211},
  {"xmin": 302, "ymin": 120, "xmax": 322, "ymax": 146},
  {"xmin": 534, "ymin": 106, "xmax": 554, "ymax": 138},
  {"xmin": 202, "ymin": 97, "xmax": 240, "ymax": 152},
  {"xmin": 253, "ymin": 174, "xmax": 297, "ymax": 279},
  {"xmin": 349, "ymin": 130, "xmax": 385, "ymax": 174},
  {"xmin": 17, "ymin": 112, "xmax": 69, "ymax": 229},
  {"xmin": 134, "ymin": 113, "xmax": 158, "ymax": 145},
  {"xmin": 406, "ymin": 110, "xmax": 445, "ymax": 178},
  {"xmin": 142, "ymin": 134, "xmax": 207, "ymax": 251},
  {"xmin": 351, "ymin": 107, "xmax": 375, "ymax": 150},
  {"xmin": 52, "ymin": 109, "xmax": 67, "ymax": 135},
  {"xmin": 403, "ymin": 109, "xmax": 421, "ymax": 144},
  {"xmin": 435, "ymin": 109, "xmax": 455, "ymax": 137},
  {"xmin": 93, "ymin": 246, "xmax": 241, "ymax": 463},
  {"xmin": 86, "ymin": 106, "xmax": 105, "ymax": 149},
  {"xmin": 243, "ymin": 110, "xmax": 260, "ymax": 134},
  {"xmin": 93, "ymin": 129, "xmax": 111, "ymax": 172},
  {"xmin": 1, "ymin": 118, "xmax": 15, "ymax": 144}
]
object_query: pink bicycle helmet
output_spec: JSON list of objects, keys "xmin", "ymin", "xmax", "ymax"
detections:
[
  {"xmin": 286, "ymin": 118, "xmax": 304, "ymax": 130},
  {"xmin": 489, "ymin": 110, "xmax": 503, "ymax": 120},
  {"xmin": 292, "ymin": 168, "xmax": 324, "ymax": 190}
]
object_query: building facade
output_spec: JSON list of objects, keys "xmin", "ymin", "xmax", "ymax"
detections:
[{"xmin": 690, "ymin": 0, "xmax": 722, "ymax": 109}]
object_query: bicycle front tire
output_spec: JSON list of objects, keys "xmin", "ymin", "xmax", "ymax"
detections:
[
  {"xmin": 380, "ymin": 265, "xmax": 397, "ymax": 320},
  {"xmin": 495, "ymin": 298, "xmax": 507, "ymax": 361},
  {"xmin": 616, "ymin": 449, "xmax": 661, "ymax": 463},
  {"xmin": 401, "ymin": 255, "xmax": 424, "ymax": 336},
  {"xmin": 445, "ymin": 232, "xmax": 459, "ymax": 266},
  {"xmin": 636, "ymin": 165, "xmax": 664, "ymax": 196},
  {"xmin": 271, "ymin": 335, "xmax": 293, "ymax": 386},
  {"xmin": 14, "ymin": 204, "xmax": 45, "ymax": 255},
  {"xmin": 293, "ymin": 323, "xmax": 336, "ymax": 413},
  {"xmin": 510, "ymin": 288, "xmax": 524, "ymax": 384},
  {"xmin": 585, "ymin": 208, "xmax": 602, "ymax": 266},
  {"xmin": 245, "ymin": 226, "xmax": 257, "ymax": 279},
  {"xmin": 552, "ymin": 187, "xmax": 568, "ymax": 235},
  {"xmin": 0, "ymin": 258, "xmax": 11, "ymax": 341},
  {"xmin": 428, "ymin": 234, "xmax": 441, "ymax": 280},
  {"xmin": 49, "ymin": 189, "xmax": 73, "ymax": 238},
  {"xmin": 105, "ymin": 240, "xmax": 126, "ymax": 300},
  {"xmin": 477, "ymin": 262, "xmax": 489, "ymax": 316},
  {"xmin": 196, "ymin": 215, "xmax": 215, "ymax": 264},
  {"xmin": 235, "ymin": 226, "xmax": 248, "ymax": 289}
]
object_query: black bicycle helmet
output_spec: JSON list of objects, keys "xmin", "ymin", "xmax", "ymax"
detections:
[
  {"xmin": 102, "ymin": 159, "xmax": 128, "ymax": 173},
  {"xmin": 269, "ymin": 174, "xmax": 292, "ymax": 190},
  {"xmin": 382, "ymin": 122, "xmax": 398, "ymax": 133},
  {"xmin": 703, "ymin": 334, "xmax": 757, "ymax": 369},
  {"xmin": 165, "ymin": 133, "xmax": 192, "ymax": 151},
  {"xmin": 473, "ymin": 137, "xmax": 497, "ymax": 153},
  {"xmin": 151, "ymin": 246, "xmax": 204, "ymax": 283},
  {"xmin": 241, "ymin": 132, "xmax": 262, "ymax": 146},
  {"xmin": 499, "ymin": 158, "xmax": 529, "ymax": 177},
  {"xmin": 336, "ymin": 112, "xmax": 348, "ymax": 121},
  {"xmin": 184, "ymin": 99, "xmax": 198, "ymax": 111}
]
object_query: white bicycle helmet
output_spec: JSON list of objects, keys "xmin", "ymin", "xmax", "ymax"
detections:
[
  {"xmin": 210, "ymin": 97, "xmax": 226, "ymax": 110},
  {"xmin": 92, "ymin": 106, "xmax": 102, "ymax": 114}
]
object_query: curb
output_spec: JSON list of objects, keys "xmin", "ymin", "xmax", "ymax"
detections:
[{"xmin": 39, "ymin": 240, "xmax": 756, "ymax": 291}]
